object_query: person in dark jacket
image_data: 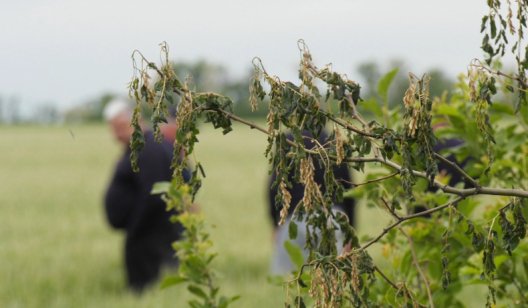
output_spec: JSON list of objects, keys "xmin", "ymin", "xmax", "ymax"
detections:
[
  {"xmin": 433, "ymin": 138, "xmax": 473, "ymax": 187},
  {"xmin": 268, "ymin": 131, "xmax": 355, "ymax": 274},
  {"xmin": 103, "ymin": 99, "xmax": 183, "ymax": 292}
]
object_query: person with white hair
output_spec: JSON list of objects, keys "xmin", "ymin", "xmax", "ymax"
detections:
[{"xmin": 103, "ymin": 98, "xmax": 187, "ymax": 292}]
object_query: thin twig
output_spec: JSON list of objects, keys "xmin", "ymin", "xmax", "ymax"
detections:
[
  {"xmin": 325, "ymin": 112, "xmax": 377, "ymax": 138},
  {"xmin": 378, "ymin": 157, "xmax": 528, "ymax": 199},
  {"xmin": 209, "ymin": 108, "xmax": 528, "ymax": 199},
  {"xmin": 131, "ymin": 49, "xmax": 164, "ymax": 77},
  {"xmin": 345, "ymin": 94, "xmax": 368, "ymax": 127},
  {"xmin": 380, "ymin": 197, "xmax": 402, "ymax": 220},
  {"xmin": 302, "ymin": 135, "xmax": 331, "ymax": 170},
  {"xmin": 433, "ymin": 153, "xmax": 479, "ymax": 188},
  {"xmin": 214, "ymin": 108, "xmax": 379, "ymax": 163},
  {"xmin": 400, "ymin": 228, "xmax": 435, "ymax": 308},
  {"xmin": 350, "ymin": 172, "xmax": 399, "ymax": 187},
  {"xmin": 215, "ymin": 108, "xmax": 269, "ymax": 134},
  {"xmin": 359, "ymin": 197, "xmax": 464, "ymax": 251},
  {"xmin": 471, "ymin": 61, "xmax": 528, "ymax": 88},
  {"xmin": 374, "ymin": 266, "xmax": 399, "ymax": 290},
  {"xmin": 345, "ymin": 93, "xmax": 383, "ymax": 159},
  {"xmin": 512, "ymin": 279, "xmax": 528, "ymax": 304}
]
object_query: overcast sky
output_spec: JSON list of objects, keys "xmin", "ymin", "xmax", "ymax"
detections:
[{"xmin": 0, "ymin": 0, "xmax": 487, "ymax": 115}]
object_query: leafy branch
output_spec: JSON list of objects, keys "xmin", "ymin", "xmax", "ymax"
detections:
[
  {"xmin": 205, "ymin": 107, "xmax": 528, "ymax": 199},
  {"xmin": 128, "ymin": 3, "xmax": 528, "ymax": 304}
]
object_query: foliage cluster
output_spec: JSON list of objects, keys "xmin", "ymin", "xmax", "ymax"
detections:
[
  {"xmin": 64, "ymin": 61, "xmax": 265, "ymax": 124},
  {"xmin": 128, "ymin": 1, "xmax": 528, "ymax": 306},
  {"xmin": 151, "ymin": 181, "xmax": 240, "ymax": 308}
]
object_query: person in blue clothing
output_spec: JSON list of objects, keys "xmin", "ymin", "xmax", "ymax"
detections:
[{"xmin": 103, "ymin": 99, "xmax": 184, "ymax": 292}]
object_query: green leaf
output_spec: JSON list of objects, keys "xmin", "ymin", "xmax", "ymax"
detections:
[
  {"xmin": 187, "ymin": 285, "xmax": 208, "ymax": 300},
  {"xmin": 189, "ymin": 300, "xmax": 202, "ymax": 308},
  {"xmin": 160, "ymin": 275, "xmax": 187, "ymax": 289},
  {"xmin": 460, "ymin": 265, "xmax": 481, "ymax": 276},
  {"xmin": 490, "ymin": 18, "xmax": 497, "ymax": 38},
  {"xmin": 151, "ymin": 181, "xmax": 170, "ymax": 194},
  {"xmin": 294, "ymin": 296, "xmax": 307, "ymax": 308},
  {"xmin": 343, "ymin": 186, "xmax": 364, "ymax": 199},
  {"xmin": 267, "ymin": 275, "xmax": 284, "ymax": 286},
  {"xmin": 284, "ymin": 240, "xmax": 304, "ymax": 269},
  {"xmin": 288, "ymin": 221, "xmax": 298, "ymax": 239},
  {"xmin": 219, "ymin": 295, "xmax": 241, "ymax": 308},
  {"xmin": 377, "ymin": 68, "xmax": 399, "ymax": 103},
  {"xmin": 481, "ymin": 15, "xmax": 489, "ymax": 33},
  {"xmin": 494, "ymin": 254, "xmax": 509, "ymax": 269},
  {"xmin": 186, "ymin": 255, "xmax": 205, "ymax": 272},
  {"xmin": 297, "ymin": 277, "xmax": 307, "ymax": 288},
  {"xmin": 219, "ymin": 296, "xmax": 228, "ymax": 308},
  {"xmin": 360, "ymin": 99, "xmax": 383, "ymax": 118},
  {"xmin": 400, "ymin": 251, "xmax": 412, "ymax": 274}
]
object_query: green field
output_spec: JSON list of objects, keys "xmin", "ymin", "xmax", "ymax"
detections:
[
  {"xmin": 0, "ymin": 123, "xmax": 281, "ymax": 307},
  {"xmin": 1, "ymin": 123, "xmax": 485, "ymax": 307}
]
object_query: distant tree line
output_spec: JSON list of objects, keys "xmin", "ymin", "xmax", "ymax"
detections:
[
  {"xmin": 0, "ymin": 96, "xmax": 21, "ymax": 124},
  {"xmin": 357, "ymin": 60, "xmax": 455, "ymax": 107},
  {"xmin": 62, "ymin": 60, "xmax": 457, "ymax": 124},
  {"xmin": 64, "ymin": 93, "xmax": 116, "ymax": 123},
  {"xmin": 0, "ymin": 96, "xmax": 61, "ymax": 125},
  {"xmin": 0, "ymin": 61, "xmax": 457, "ymax": 125}
]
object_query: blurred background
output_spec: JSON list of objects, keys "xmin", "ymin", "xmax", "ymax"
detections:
[
  {"xmin": 1, "ymin": 0, "xmax": 489, "ymax": 307},
  {"xmin": 0, "ymin": 0, "xmax": 487, "ymax": 122}
]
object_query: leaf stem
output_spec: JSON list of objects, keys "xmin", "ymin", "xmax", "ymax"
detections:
[{"xmin": 400, "ymin": 228, "xmax": 435, "ymax": 308}]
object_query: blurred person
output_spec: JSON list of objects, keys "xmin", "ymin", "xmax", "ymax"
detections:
[
  {"xmin": 103, "ymin": 99, "xmax": 185, "ymax": 292},
  {"xmin": 431, "ymin": 122, "xmax": 475, "ymax": 188},
  {"xmin": 267, "ymin": 131, "xmax": 355, "ymax": 274}
]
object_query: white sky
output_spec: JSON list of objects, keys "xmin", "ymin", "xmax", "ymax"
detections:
[{"xmin": 0, "ymin": 0, "xmax": 487, "ymax": 114}]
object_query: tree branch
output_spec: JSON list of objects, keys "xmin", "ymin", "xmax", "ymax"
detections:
[
  {"xmin": 471, "ymin": 61, "xmax": 528, "ymax": 89},
  {"xmin": 380, "ymin": 197, "xmax": 402, "ymax": 220},
  {"xmin": 325, "ymin": 112, "xmax": 377, "ymax": 138},
  {"xmin": 378, "ymin": 157, "xmax": 528, "ymax": 198},
  {"xmin": 209, "ymin": 108, "xmax": 528, "ymax": 199},
  {"xmin": 213, "ymin": 108, "xmax": 378, "ymax": 163},
  {"xmin": 374, "ymin": 266, "xmax": 398, "ymax": 290},
  {"xmin": 359, "ymin": 197, "xmax": 465, "ymax": 251},
  {"xmin": 433, "ymin": 152, "xmax": 479, "ymax": 188},
  {"xmin": 352, "ymin": 172, "xmax": 399, "ymax": 187},
  {"xmin": 345, "ymin": 94, "xmax": 369, "ymax": 128},
  {"xmin": 216, "ymin": 108, "xmax": 269, "ymax": 135}
]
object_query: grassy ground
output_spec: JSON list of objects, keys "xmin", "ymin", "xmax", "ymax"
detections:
[
  {"xmin": 0, "ymin": 123, "xmax": 282, "ymax": 307},
  {"xmin": 0, "ymin": 123, "xmax": 484, "ymax": 307}
]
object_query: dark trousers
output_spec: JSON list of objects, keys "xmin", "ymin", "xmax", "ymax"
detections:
[{"xmin": 125, "ymin": 233, "xmax": 178, "ymax": 292}]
